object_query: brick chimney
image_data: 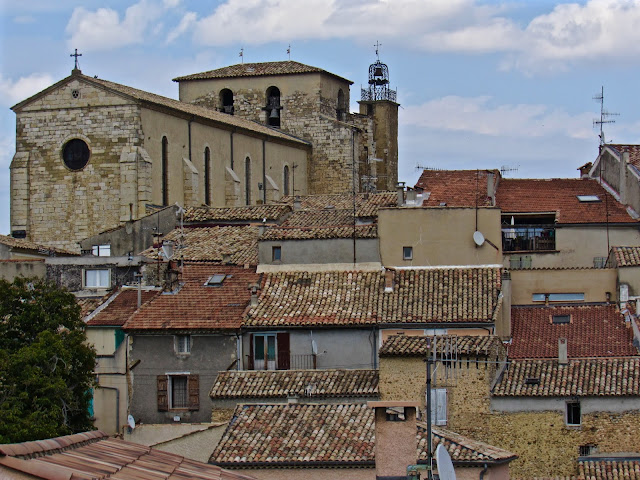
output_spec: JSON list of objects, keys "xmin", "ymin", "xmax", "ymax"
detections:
[
  {"xmin": 396, "ymin": 182, "xmax": 405, "ymax": 206},
  {"xmin": 369, "ymin": 401, "xmax": 419, "ymax": 479},
  {"xmin": 384, "ymin": 269, "xmax": 394, "ymax": 293}
]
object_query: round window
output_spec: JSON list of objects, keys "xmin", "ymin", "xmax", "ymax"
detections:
[{"xmin": 62, "ymin": 139, "xmax": 90, "ymax": 171}]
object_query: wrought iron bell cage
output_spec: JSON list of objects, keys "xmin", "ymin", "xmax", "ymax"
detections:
[{"xmin": 361, "ymin": 60, "xmax": 397, "ymax": 102}]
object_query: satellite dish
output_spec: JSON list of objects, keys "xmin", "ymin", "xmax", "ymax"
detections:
[
  {"xmin": 472, "ymin": 231, "xmax": 485, "ymax": 246},
  {"xmin": 436, "ymin": 443, "xmax": 456, "ymax": 480},
  {"xmin": 161, "ymin": 241, "xmax": 175, "ymax": 260},
  {"xmin": 311, "ymin": 340, "xmax": 318, "ymax": 355},
  {"xmin": 127, "ymin": 415, "xmax": 136, "ymax": 430}
]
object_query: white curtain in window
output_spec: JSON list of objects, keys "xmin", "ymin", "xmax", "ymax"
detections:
[{"xmin": 86, "ymin": 269, "xmax": 109, "ymax": 288}]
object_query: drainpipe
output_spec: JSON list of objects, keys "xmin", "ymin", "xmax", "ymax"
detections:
[
  {"xmin": 98, "ymin": 385, "xmax": 120, "ymax": 434},
  {"xmin": 230, "ymin": 131, "xmax": 234, "ymax": 170},
  {"xmin": 262, "ymin": 139, "xmax": 267, "ymax": 204},
  {"xmin": 188, "ymin": 117, "xmax": 193, "ymax": 163},
  {"xmin": 479, "ymin": 463, "xmax": 489, "ymax": 480}
]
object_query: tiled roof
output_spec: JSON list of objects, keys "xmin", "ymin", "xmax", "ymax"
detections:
[
  {"xmin": 86, "ymin": 288, "xmax": 161, "ymax": 326},
  {"xmin": 123, "ymin": 265, "xmax": 260, "ymax": 331},
  {"xmin": 261, "ymin": 224, "xmax": 377, "ymax": 240},
  {"xmin": 77, "ymin": 293, "xmax": 112, "ymax": 318},
  {"xmin": 184, "ymin": 205, "xmax": 291, "ymax": 223},
  {"xmin": 492, "ymin": 358, "xmax": 640, "ymax": 397},
  {"xmin": 173, "ymin": 60, "xmax": 353, "ymax": 84},
  {"xmin": 140, "ymin": 226, "xmax": 259, "ymax": 265},
  {"xmin": 606, "ymin": 144, "xmax": 640, "ymax": 169},
  {"xmin": 210, "ymin": 369, "xmax": 379, "ymax": 399},
  {"xmin": 278, "ymin": 209, "xmax": 354, "ymax": 227},
  {"xmin": 379, "ymin": 335, "xmax": 502, "ymax": 357},
  {"xmin": 0, "ymin": 430, "xmax": 255, "ymax": 480},
  {"xmin": 0, "ymin": 234, "xmax": 79, "ymax": 256},
  {"xmin": 612, "ymin": 246, "xmax": 640, "ymax": 267},
  {"xmin": 421, "ymin": 425, "xmax": 517, "ymax": 464},
  {"xmin": 211, "ymin": 403, "xmax": 516, "ymax": 467},
  {"xmin": 509, "ymin": 305, "xmax": 638, "ymax": 359},
  {"xmin": 245, "ymin": 267, "xmax": 501, "ymax": 327},
  {"xmin": 579, "ymin": 457, "xmax": 640, "ymax": 480},
  {"xmin": 415, "ymin": 170, "xmax": 498, "ymax": 207},
  {"xmin": 279, "ymin": 192, "xmax": 398, "ymax": 217},
  {"xmin": 496, "ymin": 178, "xmax": 636, "ymax": 224},
  {"xmin": 63, "ymin": 74, "xmax": 308, "ymax": 146}
]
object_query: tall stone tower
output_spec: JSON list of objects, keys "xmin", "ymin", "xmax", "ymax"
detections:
[{"xmin": 358, "ymin": 58, "xmax": 399, "ymax": 192}]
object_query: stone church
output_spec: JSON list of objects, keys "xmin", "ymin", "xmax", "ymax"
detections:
[{"xmin": 10, "ymin": 59, "xmax": 399, "ymax": 251}]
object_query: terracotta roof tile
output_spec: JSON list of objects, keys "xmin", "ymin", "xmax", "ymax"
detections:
[
  {"xmin": 496, "ymin": 178, "xmax": 636, "ymax": 224},
  {"xmin": 612, "ymin": 246, "xmax": 640, "ymax": 267},
  {"xmin": 579, "ymin": 457, "xmax": 640, "ymax": 480},
  {"xmin": 492, "ymin": 358, "xmax": 640, "ymax": 397},
  {"xmin": 261, "ymin": 224, "xmax": 377, "ymax": 240},
  {"xmin": 379, "ymin": 335, "xmax": 503, "ymax": 357},
  {"xmin": 77, "ymin": 293, "xmax": 112, "ymax": 318},
  {"xmin": 184, "ymin": 205, "xmax": 291, "ymax": 223},
  {"xmin": 173, "ymin": 60, "xmax": 353, "ymax": 84},
  {"xmin": 245, "ymin": 267, "xmax": 501, "ymax": 327},
  {"xmin": 211, "ymin": 403, "xmax": 516, "ymax": 466},
  {"xmin": 123, "ymin": 265, "xmax": 260, "ymax": 331},
  {"xmin": 86, "ymin": 288, "xmax": 161, "ymax": 326},
  {"xmin": 0, "ymin": 431, "xmax": 255, "ymax": 480},
  {"xmin": 0, "ymin": 234, "xmax": 79, "ymax": 256},
  {"xmin": 279, "ymin": 192, "xmax": 398, "ymax": 217},
  {"xmin": 510, "ymin": 305, "xmax": 638, "ymax": 359},
  {"xmin": 141, "ymin": 226, "xmax": 259, "ymax": 265},
  {"xmin": 210, "ymin": 369, "xmax": 379, "ymax": 399},
  {"xmin": 415, "ymin": 170, "xmax": 498, "ymax": 207}
]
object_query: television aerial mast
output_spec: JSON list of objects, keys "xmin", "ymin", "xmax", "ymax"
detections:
[{"xmin": 593, "ymin": 86, "xmax": 619, "ymax": 146}]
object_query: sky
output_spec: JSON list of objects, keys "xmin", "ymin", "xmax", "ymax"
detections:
[{"xmin": 2, "ymin": 0, "xmax": 640, "ymax": 235}]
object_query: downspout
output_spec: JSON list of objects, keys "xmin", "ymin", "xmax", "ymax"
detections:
[
  {"xmin": 98, "ymin": 385, "xmax": 120, "ymax": 434},
  {"xmin": 230, "ymin": 131, "xmax": 234, "ymax": 170},
  {"xmin": 236, "ymin": 333, "xmax": 243, "ymax": 371},
  {"xmin": 188, "ymin": 117, "xmax": 193, "ymax": 163},
  {"xmin": 479, "ymin": 463, "xmax": 489, "ymax": 480},
  {"xmin": 262, "ymin": 139, "xmax": 267, "ymax": 204}
]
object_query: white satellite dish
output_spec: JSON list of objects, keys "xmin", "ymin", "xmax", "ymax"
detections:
[
  {"xmin": 472, "ymin": 231, "xmax": 485, "ymax": 247},
  {"xmin": 436, "ymin": 443, "xmax": 456, "ymax": 480},
  {"xmin": 127, "ymin": 415, "xmax": 136, "ymax": 430},
  {"xmin": 161, "ymin": 241, "xmax": 175, "ymax": 260}
]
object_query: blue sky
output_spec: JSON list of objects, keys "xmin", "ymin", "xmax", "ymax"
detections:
[{"xmin": 2, "ymin": 0, "xmax": 640, "ymax": 235}]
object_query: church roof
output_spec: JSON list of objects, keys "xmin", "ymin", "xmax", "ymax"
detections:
[
  {"xmin": 12, "ymin": 71, "xmax": 311, "ymax": 148},
  {"xmin": 173, "ymin": 60, "xmax": 353, "ymax": 84}
]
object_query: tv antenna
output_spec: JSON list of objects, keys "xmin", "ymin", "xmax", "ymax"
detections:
[
  {"xmin": 593, "ymin": 86, "xmax": 619, "ymax": 146},
  {"xmin": 500, "ymin": 165, "xmax": 519, "ymax": 177}
]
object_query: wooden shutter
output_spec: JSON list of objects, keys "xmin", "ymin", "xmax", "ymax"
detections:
[
  {"xmin": 187, "ymin": 374, "xmax": 200, "ymax": 411},
  {"xmin": 157, "ymin": 375, "xmax": 168, "ymax": 412},
  {"xmin": 276, "ymin": 332, "xmax": 290, "ymax": 370},
  {"xmin": 248, "ymin": 334, "xmax": 254, "ymax": 370}
]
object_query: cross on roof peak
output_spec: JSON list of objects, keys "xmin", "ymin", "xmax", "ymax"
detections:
[
  {"xmin": 374, "ymin": 41, "xmax": 382, "ymax": 60},
  {"xmin": 70, "ymin": 48, "xmax": 82, "ymax": 70}
]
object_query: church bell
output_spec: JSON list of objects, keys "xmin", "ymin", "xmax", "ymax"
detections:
[{"xmin": 269, "ymin": 108, "xmax": 280, "ymax": 119}]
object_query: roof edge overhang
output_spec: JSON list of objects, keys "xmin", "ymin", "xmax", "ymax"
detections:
[{"xmin": 212, "ymin": 460, "xmax": 375, "ymax": 469}]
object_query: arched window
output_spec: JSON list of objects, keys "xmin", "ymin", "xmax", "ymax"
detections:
[
  {"xmin": 337, "ymin": 89, "xmax": 345, "ymax": 121},
  {"xmin": 283, "ymin": 165, "xmax": 290, "ymax": 196},
  {"xmin": 245, "ymin": 156, "xmax": 251, "ymax": 205},
  {"xmin": 204, "ymin": 147, "xmax": 211, "ymax": 206},
  {"xmin": 162, "ymin": 136, "xmax": 169, "ymax": 206},
  {"xmin": 219, "ymin": 89, "xmax": 234, "ymax": 115},
  {"xmin": 265, "ymin": 86, "xmax": 281, "ymax": 128}
]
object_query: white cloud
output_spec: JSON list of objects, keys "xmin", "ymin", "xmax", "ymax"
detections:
[
  {"xmin": 400, "ymin": 96, "xmax": 594, "ymax": 139},
  {"xmin": 167, "ymin": 12, "xmax": 197, "ymax": 44},
  {"xmin": 0, "ymin": 73, "xmax": 55, "ymax": 107},
  {"xmin": 163, "ymin": 0, "xmax": 182, "ymax": 7}
]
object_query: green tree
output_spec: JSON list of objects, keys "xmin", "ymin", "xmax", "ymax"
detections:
[{"xmin": 0, "ymin": 277, "xmax": 96, "ymax": 443}]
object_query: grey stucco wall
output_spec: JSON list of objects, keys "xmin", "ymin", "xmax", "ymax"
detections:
[
  {"xmin": 491, "ymin": 396, "xmax": 640, "ymax": 414},
  {"xmin": 129, "ymin": 333, "xmax": 237, "ymax": 424},
  {"xmin": 0, "ymin": 260, "xmax": 46, "ymax": 281},
  {"xmin": 45, "ymin": 258, "xmax": 142, "ymax": 292},
  {"xmin": 259, "ymin": 238, "xmax": 380, "ymax": 265}
]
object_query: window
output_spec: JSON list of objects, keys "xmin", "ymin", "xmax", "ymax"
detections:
[
  {"xmin": 204, "ymin": 147, "xmax": 211, "ymax": 206},
  {"xmin": 272, "ymin": 246, "xmax": 282, "ymax": 262},
  {"xmin": 91, "ymin": 244, "xmax": 111, "ymax": 257},
  {"xmin": 337, "ymin": 89, "xmax": 345, "ymax": 121},
  {"xmin": 245, "ymin": 156, "xmax": 251, "ymax": 205},
  {"xmin": 533, "ymin": 293, "xmax": 585, "ymax": 302},
  {"xmin": 157, "ymin": 374, "xmax": 199, "ymax": 411},
  {"xmin": 403, "ymin": 246, "xmax": 413, "ymax": 260},
  {"xmin": 85, "ymin": 269, "xmax": 110, "ymax": 288},
  {"xmin": 577, "ymin": 195, "xmax": 600, "ymax": 202},
  {"xmin": 175, "ymin": 335, "xmax": 191, "ymax": 354},
  {"xmin": 429, "ymin": 388, "xmax": 447, "ymax": 426},
  {"xmin": 219, "ymin": 88, "xmax": 234, "ymax": 115},
  {"xmin": 593, "ymin": 257, "xmax": 607, "ymax": 268},
  {"xmin": 205, "ymin": 274, "xmax": 226, "ymax": 286},
  {"xmin": 249, "ymin": 332, "xmax": 290, "ymax": 370},
  {"xmin": 566, "ymin": 400, "xmax": 581, "ymax": 426},
  {"xmin": 501, "ymin": 214, "xmax": 555, "ymax": 252},
  {"xmin": 509, "ymin": 255, "xmax": 532, "ymax": 269},
  {"xmin": 265, "ymin": 86, "xmax": 281, "ymax": 128},
  {"xmin": 283, "ymin": 165, "xmax": 290, "ymax": 196},
  {"xmin": 552, "ymin": 314, "xmax": 571, "ymax": 324},
  {"xmin": 62, "ymin": 138, "xmax": 90, "ymax": 171},
  {"xmin": 162, "ymin": 136, "xmax": 169, "ymax": 206},
  {"xmin": 580, "ymin": 444, "xmax": 597, "ymax": 456}
]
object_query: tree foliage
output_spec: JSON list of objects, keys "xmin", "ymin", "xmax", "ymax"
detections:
[{"xmin": 0, "ymin": 277, "xmax": 96, "ymax": 443}]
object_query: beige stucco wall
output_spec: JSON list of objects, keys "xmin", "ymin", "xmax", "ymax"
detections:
[
  {"xmin": 236, "ymin": 467, "xmax": 374, "ymax": 480},
  {"xmin": 150, "ymin": 425, "xmax": 227, "ymax": 463},
  {"xmin": 0, "ymin": 260, "xmax": 46, "ymax": 281},
  {"xmin": 619, "ymin": 266, "xmax": 640, "ymax": 297},
  {"xmin": 510, "ymin": 268, "xmax": 617, "ymax": 305},
  {"xmin": 378, "ymin": 207, "xmax": 503, "ymax": 267}
]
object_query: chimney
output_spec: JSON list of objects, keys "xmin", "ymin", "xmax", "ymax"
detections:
[
  {"xmin": 369, "ymin": 401, "xmax": 419, "ymax": 479},
  {"xmin": 620, "ymin": 152, "xmax": 629, "ymax": 204},
  {"xmin": 293, "ymin": 196, "xmax": 302, "ymax": 211},
  {"xmin": 558, "ymin": 338, "xmax": 568, "ymax": 365},
  {"xmin": 406, "ymin": 187, "xmax": 416, "ymax": 204},
  {"xmin": 222, "ymin": 253, "xmax": 232, "ymax": 264},
  {"xmin": 497, "ymin": 270, "xmax": 511, "ymax": 338},
  {"xmin": 578, "ymin": 162, "xmax": 592, "ymax": 178},
  {"xmin": 250, "ymin": 285, "xmax": 259, "ymax": 307},
  {"xmin": 487, "ymin": 171, "xmax": 496, "ymax": 206},
  {"xmin": 396, "ymin": 182, "xmax": 405, "ymax": 206},
  {"xmin": 384, "ymin": 269, "xmax": 394, "ymax": 293}
]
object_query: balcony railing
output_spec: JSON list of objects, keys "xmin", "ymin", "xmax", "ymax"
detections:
[
  {"xmin": 247, "ymin": 354, "xmax": 317, "ymax": 370},
  {"xmin": 502, "ymin": 226, "xmax": 555, "ymax": 252}
]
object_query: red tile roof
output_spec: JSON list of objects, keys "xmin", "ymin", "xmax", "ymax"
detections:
[
  {"xmin": 0, "ymin": 234, "xmax": 79, "ymax": 256},
  {"xmin": 605, "ymin": 144, "xmax": 640, "ymax": 170},
  {"xmin": 123, "ymin": 265, "xmax": 260, "ymax": 331},
  {"xmin": 184, "ymin": 205, "xmax": 291, "ymax": 223},
  {"xmin": 279, "ymin": 192, "xmax": 398, "ymax": 217},
  {"xmin": 261, "ymin": 224, "xmax": 377, "ymax": 240},
  {"xmin": 579, "ymin": 457, "xmax": 640, "ymax": 480},
  {"xmin": 415, "ymin": 170, "xmax": 498, "ymax": 207},
  {"xmin": 379, "ymin": 335, "xmax": 503, "ymax": 357},
  {"xmin": 509, "ymin": 305, "xmax": 638, "ymax": 359},
  {"xmin": 612, "ymin": 246, "xmax": 640, "ymax": 267},
  {"xmin": 245, "ymin": 267, "xmax": 501, "ymax": 327},
  {"xmin": 0, "ymin": 430, "xmax": 255, "ymax": 480},
  {"xmin": 210, "ymin": 369, "xmax": 379, "ymax": 399},
  {"xmin": 211, "ymin": 403, "xmax": 516, "ymax": 467},
  {"xmin": 86, "ymin": 288, "xmax": 161, "ymax": 326},
  {"xmin": 492, "ymin": 358, "xmax": 640, "ymax": 397},
  {"xmin": 77, "ymin": 293, "xmax": 112, "ymax": 318},
  {"xmin": 496, "ymin": 178, "xmax": 636, "ymax": 224},
  {"xmin": 173, "ymin": 60, "xmax": 353, "ymax": 84}
]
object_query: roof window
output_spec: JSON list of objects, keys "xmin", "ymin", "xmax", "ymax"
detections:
[
  {"xmin": 552, "ymin": 314, "xmax": 571, "ymax": 324},
  {"xmin": 524, "ymin": 377, "xmax": 540, "ymax": 385},
  {"xmin": 205, "ymin": 274, "xmax": 227, "ymax": 286},
  {"xmin": 577, "ymin": 195, "xmax": 600, "ymax": 202}
]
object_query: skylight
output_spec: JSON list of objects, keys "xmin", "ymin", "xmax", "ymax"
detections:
[
  {"xmin": 205, "ymin": 274, "xmax": 226, "ymax": 286},
  {"xmin": 577, "ymin": 195, "xmax": 600, "ymax": 202}
]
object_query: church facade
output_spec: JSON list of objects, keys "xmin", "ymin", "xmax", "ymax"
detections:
[{"xmin": 10, "ymin": 60, "xmax": 398, "ymax": 251}]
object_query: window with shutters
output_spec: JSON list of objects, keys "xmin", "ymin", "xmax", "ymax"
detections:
[
  {"xmin": 429, "ymin": 388, "xmax": 447, "ymax": 426},
  {"xmin": 248, "ymin": 332, "xmax": 290, "ymax": 370},
  {"xmin": 157, "ymin": 374, "xmax": 199, "ymax": 411}
]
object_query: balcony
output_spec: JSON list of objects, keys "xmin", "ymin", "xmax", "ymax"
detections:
[
  {"xmin": 502, "ymin": 225, "xmax": 555, "ymax": 252},
  {"xmin": 247, "ymin": 354, "xmax": 317, "ymax": 370}
]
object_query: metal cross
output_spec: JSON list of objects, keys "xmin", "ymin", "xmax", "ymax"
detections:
[
  {"xmin": 239, "ymin": 47, "xmax": 244, "ymax": 64},
  {"xmin": 287, "ymin": 44, "xmax": 291, "ymax": 60},
  {"xmin": 70, "ymin": 48, "xmax": 82, "ymax": 69},
  {"xmin": 374, "ymin": 41, "xmax": 382, "ymax": 60}
]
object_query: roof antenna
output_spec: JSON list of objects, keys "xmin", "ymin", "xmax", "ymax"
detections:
[{"xmin": 593, "ymin": 86, "xmax": 619, "ymax": 146}]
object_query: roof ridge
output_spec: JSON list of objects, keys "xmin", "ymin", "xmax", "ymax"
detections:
[{"xmin": 0, "ymin": 431, "xmax": 108, "ymax": 458}]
